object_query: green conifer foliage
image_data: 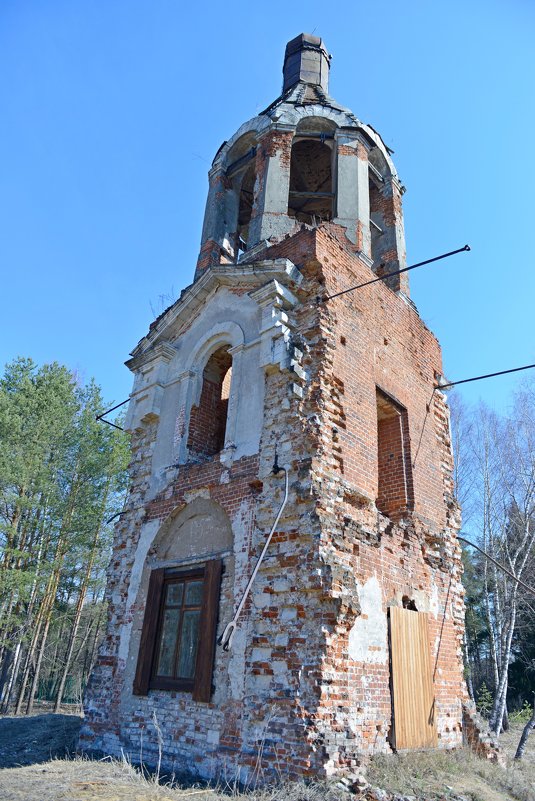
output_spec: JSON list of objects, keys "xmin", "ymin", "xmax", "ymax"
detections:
[{"xmin": 0, "ymin": 357, "xmax": 129, "ymax": 712}]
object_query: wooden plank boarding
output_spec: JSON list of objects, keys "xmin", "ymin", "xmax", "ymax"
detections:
[{"xmin": 389, "ymin": 606, "xmax": 438, "ymax": 750}]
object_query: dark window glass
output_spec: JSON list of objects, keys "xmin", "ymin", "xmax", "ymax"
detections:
[
  {"xmin": 177, "ymin": 609, "xmax": 201, "ymax": 678},
  {"xmin": 185, "ymin": 580, "xmax": 203, "ymax": 605},
  {"xmin": 133, "ymin": 560, "xmax": 222, "ymax": 701},
  {"xmin": 166, "ymin": 583, "xmax": 184, "ymax": 605},
  {"xmin": 153, "ymin": 575, "xmax": 204, "ymax": 684},
  {"xmin": 156, "ymin": 608, "xmax": 181, "ymax": 676}
]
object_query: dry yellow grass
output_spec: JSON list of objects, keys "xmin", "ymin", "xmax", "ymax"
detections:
[
  {"xmin": 0, "ymin": 714, "xmax": 533, "ymax": 801},
  {"xmin": 0, "ymin": 757, "xmax": 192, "ymax": 801},
  {"xmin": 367, "ymin": 722, "xmax": 535, "ymax": 801},
  {"xmin": 0, "ymin": 757, "xmax": 348, "ymax": 801}
]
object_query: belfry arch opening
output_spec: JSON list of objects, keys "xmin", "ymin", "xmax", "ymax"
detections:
[
  {"xmin": 369, "ymin": 175, "xmax": 383, "ymax": 265},
  {"xmin": 225, "ymin": 133, "xmax": 258, "ymax": 255},
  {"xmin": 288, "ymin": 118, "xmax": 335, "ymax": 224},
  {"xmin": 368, "ymin": 147, "xmax": 390, "ymax": 268},
  {"xmin": 237, "ymin": 160, "xmax": 256, "ymax": 249},
  {"xmin": 187, "ymin": 346, "xmax": 233, "ymax": 460}
]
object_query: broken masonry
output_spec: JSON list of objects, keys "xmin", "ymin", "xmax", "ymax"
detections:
[{"xmin": 80, "ymin": 33, "xmax": 473, "ymax": 781}]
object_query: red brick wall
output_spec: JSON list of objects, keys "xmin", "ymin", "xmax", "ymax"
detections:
[
  {"xmin": 82, "ymin": 222, "xmax": 465, "ymax": 780},
  {"xmin": 187, "ymin": 379, "xmax": 228, "ymax": 458},
  {"xmin": 377, "ymin": 413, "xmax": 405, "ymax": 516},
  {"xmin": 264, "ymin": 224, "xmax": 464, "ymax": 758},
  {"xmin": 267, "ymin": 225, "xmax": 449, "ymax": 528},
  {"xmin": 187, "ymin": 348, "xmax": 231, "ymax": 459}
]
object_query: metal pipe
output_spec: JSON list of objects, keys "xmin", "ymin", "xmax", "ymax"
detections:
[
  {"xmin": 96, "ymin": 396, "xmax": 130, "ymax": 431},
  {"xmin": 218, "ymin": 465, "xmax": 290, "ymax": 651}
]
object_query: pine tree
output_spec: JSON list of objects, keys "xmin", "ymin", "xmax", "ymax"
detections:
[{"xmin": 0, "ymin": 358, "xmax": 129, "ymax": 713}]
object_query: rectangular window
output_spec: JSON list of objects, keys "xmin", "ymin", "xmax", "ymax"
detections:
[
  {"xmin": 152, "ymin": 568, "xmax": 204, "ymax": 690},
  {"xmin": 133, "ymin": 559, "xmax": 222, "ymax": 702},
  {"xmin": 376, "ymin": 389, "xmax": 414, "ymax": 517}
]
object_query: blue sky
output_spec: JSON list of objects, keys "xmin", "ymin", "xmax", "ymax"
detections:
[{"xmin": 1, "ymin": 0, "xmax": 534, "ymax": 418}]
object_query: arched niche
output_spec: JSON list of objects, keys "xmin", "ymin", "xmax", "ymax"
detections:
[
  {"xmin": 121, "ymin": 498, "xmax": 234, "ymax": 702},
  {"xmin": 276, "ymin": 103, "xmax": 351, "ymax": 130},
  {"xmin": 183, "ymin": 321, "xmax": 245, "ymax": 373},
  {"xmin": 149, "ymin": 497, "xmax": 233, "ymax": 565},
  {"xmin": 295, "ymin": 116, "xmax": 337, "ymax": 134}
]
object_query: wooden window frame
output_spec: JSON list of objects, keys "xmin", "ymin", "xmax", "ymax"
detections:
[{"xmin": 133, "ymin": 559, "xmax": 222, "ymax": 702}]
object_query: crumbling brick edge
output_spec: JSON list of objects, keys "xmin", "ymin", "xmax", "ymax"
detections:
[
  {"xmin": 461, "ymin": 702, "xmax": 504, "ymax": 765},
  {"xmin": 333, "ymin": 704, "xmax": 506, "ymax": 796}
]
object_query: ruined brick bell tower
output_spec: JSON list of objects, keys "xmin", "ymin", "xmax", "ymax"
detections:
[{"xmin": 81, "ymin": 34, "xmax": 466, "ymax": 780}]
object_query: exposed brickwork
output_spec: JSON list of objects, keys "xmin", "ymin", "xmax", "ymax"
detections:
[
  {"xmin": 82, "ymin": 37, "xmax": 468, "ymax": 785},
  {"xmin": 337, "ymin": 144, "xmax": 356, "ymax": 157},
  {"xmin": 357, "ymin": 141, "xmax": 369, "ymax": 161},
  {"xmin": 462, "ymin": 703, "xmax": 504, "ymax": 764},
  {"xmin": 376, "ymin": 396, "xmax": 413, "ymax": 518},
  {"xmin": 248, "ymin": 129, "xmax": 293, "ymax": 235},
  {"xmin": 369, "ymin": 179, "xmax": 408, "ymax": 294},
  {"xmin": 195, "ymin": 238, "xmax": 221, "ymax": 277},
  {"xmin": 187, "ymin": 348, "xmax": 232, "ymax": 459},
  {"xmin": 260, "ymin": 129, "xmax": 293, "ymax": 164},
  {"xmin": 82, "ymin": 225, "xmax": 466, "ymax": 782}
]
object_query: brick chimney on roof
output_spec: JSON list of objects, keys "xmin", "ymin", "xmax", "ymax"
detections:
[{"xmin": 282, "ymin": 33, "xmax": 331, "ymax": 94}]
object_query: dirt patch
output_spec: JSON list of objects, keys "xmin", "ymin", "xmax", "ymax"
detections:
[{"xmin": 0, "ymin": 713, "xmax": 82, "ymax": 769}]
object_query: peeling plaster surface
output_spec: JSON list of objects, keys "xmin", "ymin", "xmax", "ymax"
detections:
[
  {"xmin": 118, "ymin": 519, "xmax": 159, "ymax": 664},
  {"xmin": 348, "ymin": 576, "xmax": 388, "ymax": 664},
  {"xmin": 81, "ymin": 54, "xmax": 467, "ymax": 775}
]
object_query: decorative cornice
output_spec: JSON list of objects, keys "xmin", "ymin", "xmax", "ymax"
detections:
[
  {"xmin": 335, "ymin": 128, "xmax": 373, "ymax": 151},
  {"xmin": 129, "ymin": 259, "xmax": 303, "ymax": 362},
  {"xmin": 126, "ymin": 342, "xmax": 176, "ymax": 372}
]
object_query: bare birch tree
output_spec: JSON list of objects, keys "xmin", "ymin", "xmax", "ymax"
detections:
[{"xmin": 456, "ymin": 385, "xmax": 535, "ymax": 736}]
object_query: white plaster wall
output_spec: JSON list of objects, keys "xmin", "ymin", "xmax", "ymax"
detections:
[
  {"xmin": 146, "ymin": 288, "xmax": 265, "ymax": 489},
  {"xmin": 348, "ymin": 576, "xmax": 388, "ymax": 665}
]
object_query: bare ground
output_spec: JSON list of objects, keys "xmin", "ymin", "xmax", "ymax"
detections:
[
  {"xmin": 0, "ymin": 713, "xmax": 81, "ymax": 769},
  {"xmin": 0, "ymin": 713, "xmax": 533, "ymax": 801}
]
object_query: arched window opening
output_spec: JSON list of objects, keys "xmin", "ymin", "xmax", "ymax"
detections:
[
  {"xmin": 368, "ymin": 147, "xmax": 390, "ymax": 269},
  {"xmin": 225, "ymin": 133, "xmax": 257, "ymax": 257},
  {"xmin": 288, "ymin": 138, "xmax": 333, "ymax": 224},
  {"xmin": 236, "ymin": 160, "xmax": 256, "ymax": 251},
  {"xmin": 188, "ymin": 346, "xmax": 232, "ymax": 460},
  {"xmin": 369, "ymin": 176, "xmax": 383, "ymax": 265},
  {"xmin": 221, "ymin": 364, "xmax": 232, "ymax": 401}
]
